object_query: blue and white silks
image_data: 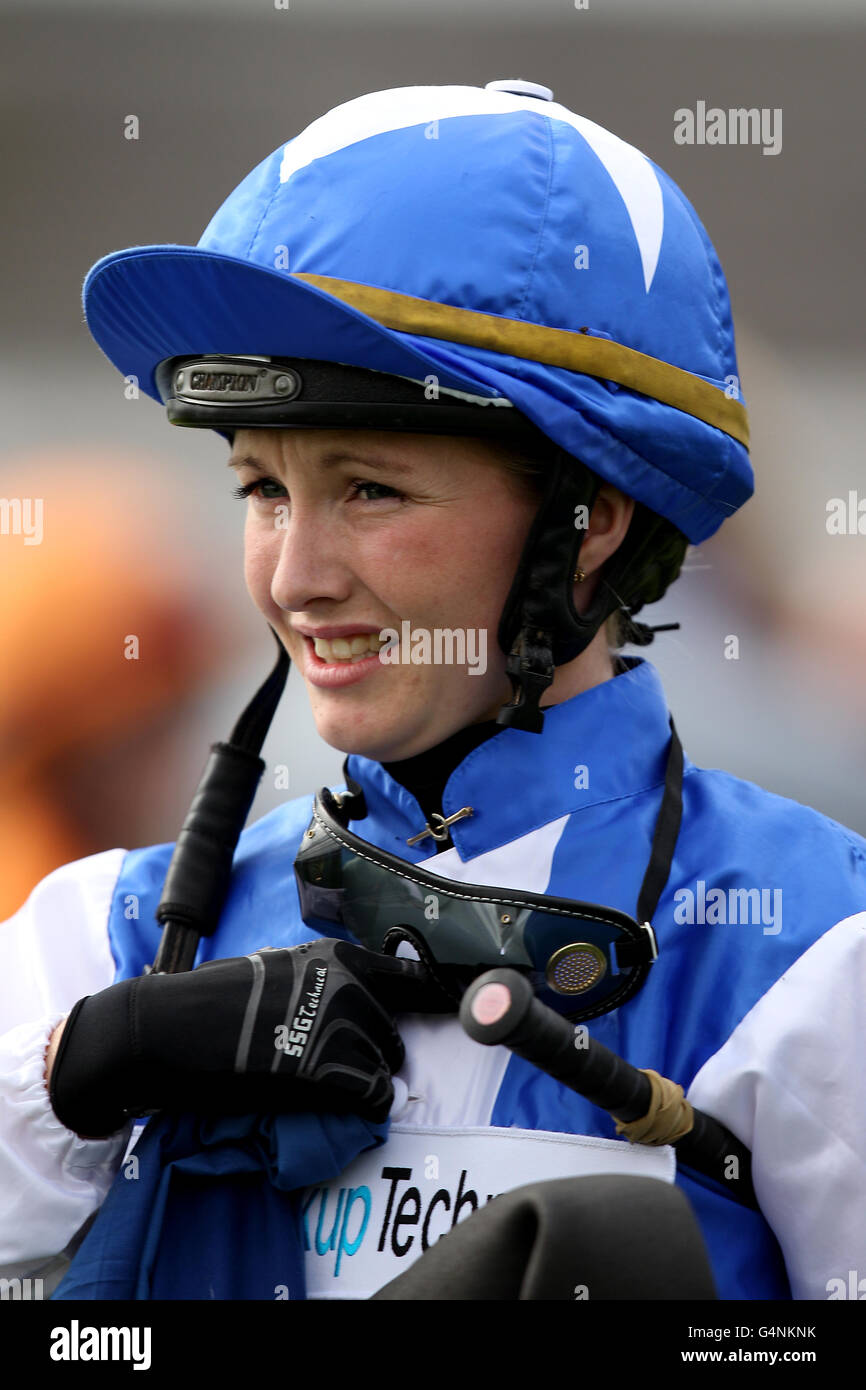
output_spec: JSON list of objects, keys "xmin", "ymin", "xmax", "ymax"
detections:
[{"xmin": 51, "ymin": 660, "xmax": 866, "ymax": 1299}]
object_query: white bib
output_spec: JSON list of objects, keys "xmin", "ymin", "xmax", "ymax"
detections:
[{"xmin": 302, "ymin": 1123, "xmax": 675, "ymax": 1299}]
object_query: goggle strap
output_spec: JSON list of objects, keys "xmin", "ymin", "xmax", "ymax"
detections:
[
  {"xmin": 337, "ymin": 755, "xmax": 368, "ymax": 821},
  {"xmin": 635, "ymin": 717, "xmax": 684, "ymax": 928},
  {"xmin": 613, "ymin": 926, "xmax": 657, "ymax": 969},
  {"xmin": 381, "ymin": 925, "xmax": 464, "ymax": 1006}
]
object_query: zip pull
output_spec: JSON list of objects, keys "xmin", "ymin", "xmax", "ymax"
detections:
[{"xmin": 406, "ymin": 806, "xmax": 473, "ymax": 847}]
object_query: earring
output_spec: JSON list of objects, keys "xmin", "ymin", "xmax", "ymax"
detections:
[{"xmin": 574, "ymin": 567, "xmax": 586, "ymax": 583}]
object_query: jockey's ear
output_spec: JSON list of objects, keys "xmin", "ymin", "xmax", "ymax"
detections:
[{"xmin": 573, "ymin": 486, "xmax": 636, "ymax": 611}]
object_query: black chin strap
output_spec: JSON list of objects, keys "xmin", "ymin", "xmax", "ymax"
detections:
[
  {"xmin": 496, "ymin": 452, "xmax": 602, "ymax": 732},
  {"xmin": 495, "ymin": 450, "xmax": 681, "ymax": 733}
]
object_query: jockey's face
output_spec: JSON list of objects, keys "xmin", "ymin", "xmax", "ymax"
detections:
[{"xmin": 232, "ymin": 427, "xmax": 541, "ymax": 761}]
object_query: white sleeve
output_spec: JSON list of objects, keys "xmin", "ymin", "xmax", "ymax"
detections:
[
  {"xmin": 687, "ymin": 911, "xmax": 866, "ymax": 1300},
  {"xmin": 0, "ymin": 849, "xmax": 131, "ymax": 1270}
]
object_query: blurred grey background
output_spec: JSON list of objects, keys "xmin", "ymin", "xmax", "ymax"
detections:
[{"xmin": 1, "ymin": 0, "xmax": 864, "ymax": 907}]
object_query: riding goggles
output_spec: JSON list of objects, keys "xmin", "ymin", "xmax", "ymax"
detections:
[{"xmin": 294, "ymin": 785, "xmax": 665, "ymax": 1023}]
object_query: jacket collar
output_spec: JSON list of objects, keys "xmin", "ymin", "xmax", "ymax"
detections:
[{"xmin": 344, "ymin": 658, "xmax": 681, "ymax": 862}]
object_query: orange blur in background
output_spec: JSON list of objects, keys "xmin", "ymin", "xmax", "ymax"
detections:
[{"xmin": 0, "ymin": 453, "xmax": 237, "ymax": 921}]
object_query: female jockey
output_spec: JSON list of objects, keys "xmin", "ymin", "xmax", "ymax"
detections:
[{"xmin": 1, "ymin": 81, "xmax": 864, "ymax": 1302}]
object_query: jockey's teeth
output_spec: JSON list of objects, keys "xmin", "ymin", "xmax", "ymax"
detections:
[{"xmin": 313, "ymin": 634, "xmax": 383, "ymax": 662}]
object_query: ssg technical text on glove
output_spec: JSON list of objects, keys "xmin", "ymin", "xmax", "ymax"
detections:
[{"xmin": 49, "ymin": 938, "xmax": 454, "ymax": 1137}]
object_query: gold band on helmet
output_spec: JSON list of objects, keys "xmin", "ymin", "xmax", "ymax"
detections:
[{"xmin": 293, "ymin": 272, "xmax": 750, "ymax": 450}]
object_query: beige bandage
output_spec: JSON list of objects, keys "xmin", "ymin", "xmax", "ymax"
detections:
[{"xmin": 614, "ymin": 1068, "xmax": 695, "ymax": 1146}]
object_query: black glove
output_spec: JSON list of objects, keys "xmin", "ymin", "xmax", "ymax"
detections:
[{"xmin": 49, "ymin": 938, "xmax": 454, "ymax": 1137}]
